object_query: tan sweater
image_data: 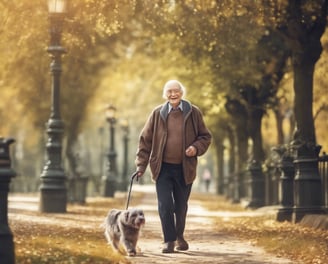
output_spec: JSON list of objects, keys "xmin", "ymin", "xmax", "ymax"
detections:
[{"xmin": 163, "ymin": 109, "xmax": 183, "ymax": 164}]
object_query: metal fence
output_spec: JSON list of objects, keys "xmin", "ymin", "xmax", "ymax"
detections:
[
  {"xmin": 226, "ymin": 152, "xmax": 328, "ymax": 212},
  {"xmin": 318, "ymin": 153, "xmax": 328, "ymax": 209}
]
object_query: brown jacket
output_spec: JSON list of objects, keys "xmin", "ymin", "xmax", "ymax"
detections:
[{"xmin": 135, "ymin": 100, "xmax": 212, "ymax": 185}]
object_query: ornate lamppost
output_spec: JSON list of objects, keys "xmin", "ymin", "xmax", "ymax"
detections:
[
  {"xmin": 102, "ymin": 104, "xmax": 118, "ymax": 197},
  {"xmin": 120, "ymin": 119, "xmax": 130, "ymax": 191},
  {"xmin": 39, "ymin": 0, "xmax": 67, "ymax": 213}
]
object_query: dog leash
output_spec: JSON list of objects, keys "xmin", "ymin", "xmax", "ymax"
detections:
[{"xmin": 126, "ymin": 171, "xmax": 139, "ymax": 210}]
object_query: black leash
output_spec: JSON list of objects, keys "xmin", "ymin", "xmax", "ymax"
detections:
[{"xmin": 126, "ymin": 171, "xmax": 139, "ymax": 210}]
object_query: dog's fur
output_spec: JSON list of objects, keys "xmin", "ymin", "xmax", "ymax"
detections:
[{"xmin": 103, "ymin": 208, "xmax": 145, "ymax": 256}]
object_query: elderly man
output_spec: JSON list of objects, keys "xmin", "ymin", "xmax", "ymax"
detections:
[{"xmin": 135, "ymin": 79, "xmax": 212, "ymax": 253}]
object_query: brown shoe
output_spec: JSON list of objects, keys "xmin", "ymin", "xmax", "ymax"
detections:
[
  {"xmin": 176, "ymin": 237, "xmax": 189, "ymax": 251},
  {"xmin": 162, "ymin": 241, "xmax": 175, "ymax": 253}
]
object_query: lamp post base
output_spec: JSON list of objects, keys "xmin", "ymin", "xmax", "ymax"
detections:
[
  {"xmin": 276, "ymin": 207, "xmax": 293, "ymax": 222},
  {"xmin": 116, "ymin": 180, "xmax": 128, "ymax": 192},
  {"xmin": 276, "ymin": 151, "xmax": 295, "ymax": 222},
  {"xmin": 0, "ymin": 231, "xmax": 15, "ymax": 264},
  {"xmin": 292, "ymin": 144, "xmax": 324, "ymax": 222},
  {"xmin": 0, "ymin": 138, "xmax": 16, "ymax": 263},
  {"xmin": 39, "ymin": 188, "xmax": 67, "ymax": 213},
  {"xmin": 102, "ymin": 179, "xmax": 116, "ymax": 197},
  {"xmin": 247, "ymin": 160, "xmax": 265, "ymax": 208}
]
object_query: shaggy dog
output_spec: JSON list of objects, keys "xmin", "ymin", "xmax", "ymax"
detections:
[{"xmin": 103, "ymin": 208, "xmax": 145, "ymax": 256}]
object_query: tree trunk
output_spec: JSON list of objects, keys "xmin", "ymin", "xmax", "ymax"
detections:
[
  {"xmin": 248, "ymin": 107, "xmax": 265, "ymax": 162},
  {"xmin": 235, "ymin": 120, "xmax": 249, "ymax": 170},
  {"xmin": 285, "ymin": 0, "xmax": 328, "ymax": 222},
  {"xmin": 246, "ymin": 105, "xmax": 266, "ymax": 208},
  {"xmin": 235, "ymin": 117, "xmax": 249, "ymax": 200},
  {"xmin": 273, "ymin": 108, "xmax": 284, "ymax": 145},
  {"xmin": 288, "ymin": 0, "xmax": 327, "ymax": 145},
  {"xmin": 225, "ymin": 98, "xmax": 249, "ymax": 200},
  {"xmin": 65, "ymin": 133, "xmax": 79, "ymax": 179},
  {"xmin": 214, "ymin": 136, "xmax": 225, "ymax": 195},
  {"xmin": 292, "ymin": 61, "xmax": 316, "ymax": 144},
  {"xmin": 224, "ymin": 98, "xmax": 248, "ymax": 169},
  {"xmin": 225, "ymin": 126, "xmax": 235, "ymax": 199}
]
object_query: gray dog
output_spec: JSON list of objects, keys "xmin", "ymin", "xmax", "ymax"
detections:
[{"xmin": 103, "ymin": 208, "xmax": 145, "ymax": 256}]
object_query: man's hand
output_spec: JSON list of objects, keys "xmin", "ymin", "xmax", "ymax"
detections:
[
  {"xmin": 185, "ymin": 146, "xmax": 197, "ymax": 157},
  {"xmin": 137, "ymin": 171, "xmax": 144, "ymax": 178}
]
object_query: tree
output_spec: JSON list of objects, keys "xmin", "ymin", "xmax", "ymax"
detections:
[
  {"xmin": 261, "ymin": 0, "xmax": 328, "ymax": 221},
  {"xmin": 262, "ymin": 0, "xmax": 328, "ymax": 149}
]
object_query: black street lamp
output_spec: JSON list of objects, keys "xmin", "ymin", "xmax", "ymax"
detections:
[
  {"xmin": 120, "ymin": 119, "xmax": 130, "ymax": 191},
  {"xmin": 102, "ymin": 104, "xmax": 118, "ymax": 197},
  {"xmin": 39, "ymin": 0, "xmax": 67, "ymax": 213}
]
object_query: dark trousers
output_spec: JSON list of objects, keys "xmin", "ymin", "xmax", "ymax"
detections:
[{"xmin": 156, "ymin": 162, "xmax": 192, "ymax": 242}]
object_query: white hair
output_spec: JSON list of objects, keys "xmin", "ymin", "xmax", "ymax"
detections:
[{"xmin": 162, "ymin": 80, "xmax": 186, "ymax": 99}]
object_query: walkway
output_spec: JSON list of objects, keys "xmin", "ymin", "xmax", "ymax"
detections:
[
  {"xmin": 128, "ymin": 185, "xmax": 294, "ymax": 264},
  {"xmin": 7, "ymin": 185, "xmax": 297, "ymax": 263}
]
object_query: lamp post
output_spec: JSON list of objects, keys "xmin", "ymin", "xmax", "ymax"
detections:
[
  {"xmin": 39, "ymin": 0, "xmax": 67, "ymax": 213},
  {"xmin": 102, "ymin": 104, "xmax": 118, "ymax": 197},
  {"xmin": 97, "ymin": 126, "xmax": 104, "ymax": 194},
  {"xmin": 120, "ymin": 119, "xmax": 130, "ymax": 191}
]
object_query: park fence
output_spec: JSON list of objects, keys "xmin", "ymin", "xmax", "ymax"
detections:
[
  {"xmin": 224, "ymin": 151, "xmax": 328, "ymax": 213},
  {"xmin": 318, "ymin": 153, "xmax": 328, "ymax": 210}
]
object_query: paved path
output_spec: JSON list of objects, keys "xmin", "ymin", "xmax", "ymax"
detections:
[
  {"xmin": 129, "ymin": 185, "xmax": 294, "ymax": 264},
  {"xmin": 8, "ymin": 185, "xmax": 296, "ymax": 264}
]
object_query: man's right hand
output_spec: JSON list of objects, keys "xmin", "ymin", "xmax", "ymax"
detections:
[{"xmin": 137, "ymin": 171, "xmax": 144, "ymax": 178}]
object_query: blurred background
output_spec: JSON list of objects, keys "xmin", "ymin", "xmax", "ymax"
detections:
[{"xmin": 1, "ymin": 0, "xmax": 328, "ymax": 205}]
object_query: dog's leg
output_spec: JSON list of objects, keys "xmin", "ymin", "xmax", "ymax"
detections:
[
  {"xmin": 104, "ymin": 210, "xmax": 123, "ymax": 250},
  {"xmin": 121, "ymin": 238, "xmax": 136, "ymax": 256}
]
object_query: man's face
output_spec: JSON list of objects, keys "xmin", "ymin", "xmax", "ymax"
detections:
[{"xmin": 165, "ymin": 83, "xmax": 183, "ymax": 107}]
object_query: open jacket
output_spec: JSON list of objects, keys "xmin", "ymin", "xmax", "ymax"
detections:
[{"xmin": 135, "ymin": 99, "xmax": 212, "ymax": 185}]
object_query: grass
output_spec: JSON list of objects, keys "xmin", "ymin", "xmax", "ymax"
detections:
[
  {"xmin": 194, "ymin": 192, "xmax": 328, "ymax": 264},
  {"xmin": 14, "ymin": 225, "xmax": 116, "ymax": 263}
]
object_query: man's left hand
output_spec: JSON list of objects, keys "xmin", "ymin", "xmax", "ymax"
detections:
[{"xmin": 185, "ymin": 146, "xmax": 197, "ymax": 157}]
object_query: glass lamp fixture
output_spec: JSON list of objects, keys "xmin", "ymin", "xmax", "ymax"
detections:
[
  {"xmin": 48, "ymin": 0, "xmax": 67, "ymax": 13},
  {"xmin": 106, "ymin": 104, "xmax": 117, "ymax": 122}
]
